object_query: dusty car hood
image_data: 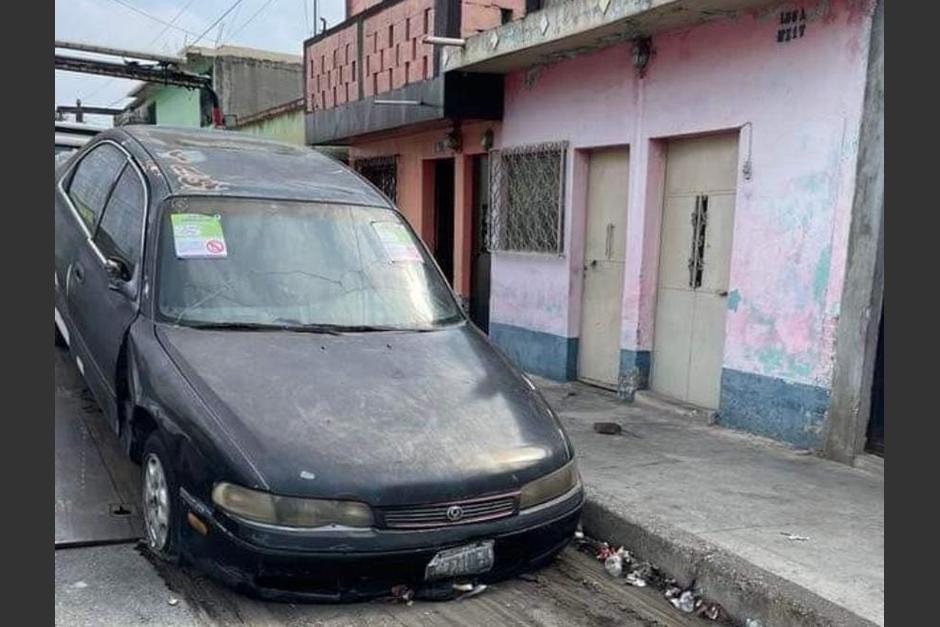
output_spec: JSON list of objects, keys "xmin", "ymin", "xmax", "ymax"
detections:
[{"xmin": 156, "ymin": 323, "xmax": 572, "ymax": 506}]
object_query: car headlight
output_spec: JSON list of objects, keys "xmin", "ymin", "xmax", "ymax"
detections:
[
  {"xmin": 519, "ymin": 460, "xmax": 581, "ymax": 509},
  {"xmin": 211, "ymin": 483, "xmax": 374, "ymax": 528}
]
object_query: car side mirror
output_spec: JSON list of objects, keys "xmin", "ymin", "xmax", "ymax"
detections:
[{"xmin": 104, "ymin": 258, "xmax": 131, "ymax": 285}]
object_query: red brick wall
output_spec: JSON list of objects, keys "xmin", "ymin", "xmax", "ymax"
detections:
[
  {"xmin": 347, "ymin": 0, "xmax": 383, "ymax": 18},
  {"xmin": 306, "ymin": 0, "xmax": 530, "ymax": 110},
  {"xmin": 362, "ymin": 0, "xmax": 435, "ymax": 96},
  {"xmin": 461, "ymin": 0, "xmax": 526, "ymax": 38},
  {"xmin": 306, "ymin": 23, "xmax": 359, "ymax": 112}
]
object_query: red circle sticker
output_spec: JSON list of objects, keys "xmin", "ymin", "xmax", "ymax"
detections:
[{"xmin": 206, "ymin": 239, "xmax": 225, "ymax": 254}]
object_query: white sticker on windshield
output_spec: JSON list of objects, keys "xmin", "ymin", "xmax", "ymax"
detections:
[
  {"xmin": 171, "ymin": 213, "xmax": 228, "ymax": 258},
  {"xmin": 372, "ymin": 221, "xmax": 423, "ymax": 263}
]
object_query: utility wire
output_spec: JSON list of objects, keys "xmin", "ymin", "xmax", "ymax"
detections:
[
  {"xmin": 227, "ymin": 0, "xmax": 279, "ymax": 42},
  {"xmin": 188, "ymin": 0, "xmax": 247, "ymax": 48},
  {"xmin": 80, "ymin": 0, "xmax": 199, "ymax": 104},
  {"xmin": 105, "ymin": 0, "xmax": 201, "ymax": 38}
]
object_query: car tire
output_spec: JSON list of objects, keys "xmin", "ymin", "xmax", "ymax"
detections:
[
  {"xmin": 141, "ymin": 432, "xmax": 181, "ymax": 563},
  {"xmin": 55, "ymin": 323, "xmax": 67, "ymax": 348}
]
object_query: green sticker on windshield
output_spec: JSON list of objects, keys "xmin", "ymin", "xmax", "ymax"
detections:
[
  {"xmin": 171, "ymin": 213, "xmax": 228, "ymax": 259},
  {"xmin": 372, "ymin": 221, "xmax": 423, "ymax": 263}
]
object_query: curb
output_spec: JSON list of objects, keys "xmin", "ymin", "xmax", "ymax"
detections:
[{"xmin": 581, "ymin": 487, "xmax": 879, "ymax": 627}]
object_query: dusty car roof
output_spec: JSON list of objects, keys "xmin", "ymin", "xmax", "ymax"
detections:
[{"xmin": 122, "ymin": 125, "xmax": 390, "ymax": 207}]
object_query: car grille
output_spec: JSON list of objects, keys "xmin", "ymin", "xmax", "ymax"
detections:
[{"xmin": 380, "ymin": 494, "xmax": 518, "ymax": 529}]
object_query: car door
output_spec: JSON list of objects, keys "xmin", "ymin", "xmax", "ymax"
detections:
[
  {"xmin": 64, "ymin": 143, "xmax": 148, "ymax": 429},
  {"xmin": 55, "ymin": 142, "xmax": 126, "ymax": 350}
]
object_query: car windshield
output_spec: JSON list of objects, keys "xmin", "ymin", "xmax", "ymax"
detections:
[{"xmin": 157, "ymin": 197, "xmax": 463, "ymax": 330}]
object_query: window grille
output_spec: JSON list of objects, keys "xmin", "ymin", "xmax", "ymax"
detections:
[
  {"xmin": 488, "ymin": 141, "xmax": 567, "ymax": 254},
  {"xmin": 353, "ymin": 155, "xmax": 398, "ymax": 203}
]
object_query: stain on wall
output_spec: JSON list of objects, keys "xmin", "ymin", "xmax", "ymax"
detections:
[{"xmin": 489, "ymin": 0, "xmax": 873, "ymax": 404}]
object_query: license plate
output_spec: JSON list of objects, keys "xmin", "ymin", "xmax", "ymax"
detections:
[{"xmin": 424, "ymin": 540, "xmax": 495, "ymax": 581}]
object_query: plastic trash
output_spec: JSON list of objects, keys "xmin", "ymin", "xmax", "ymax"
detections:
[
  {"xmin": 745, "ymin": 620, "xmax": 764, "ymax": 627},
  {"xmin": 167, "ymin": 598, "xmax": 179, "ymax": 607},
  {"xmin": 670, "ymin": 590, "xmax": 698, "ymax": 613},
  {"xmin": 595, "ymin": 542, "xmax": 613, "ymax": 561},
  {"xmin": 624, "ymin": 570, "xmax": 647, "ymax": 587},
  {"xmin": 456, "ymin": 583, "xmax": 488, "ymax": 600},
  {"xmin": 698, "ymin": 602, "xmax": 722, "ymax": 620},
  {"xmin": 390, "ymin": 584, "xmax": 415, "ymax": 605},
  {"xmin": 604, "ymin": 554, "xmax": 624, "ymax": 577}
]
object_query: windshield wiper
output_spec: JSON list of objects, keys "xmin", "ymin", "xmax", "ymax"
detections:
[{"xmin": 182, "ymin": 321, "xmax": 341, "ymax": 335}]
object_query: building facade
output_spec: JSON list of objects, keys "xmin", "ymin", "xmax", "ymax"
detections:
[
  {"xmin": 305, "ymin": 0, "xmax": 884, "ymax": 462},
  {"xmin": 119, "ymin": 45, "xmax": 303, "ymax": 133}
]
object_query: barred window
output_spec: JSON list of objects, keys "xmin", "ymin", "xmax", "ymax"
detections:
[
  {"xmin": 488, "ymin": 142, "xmax": 567, "ymax": 254},
  {"xmin": 353, "ymin": 155, "xmax": 398, "ymax": 204}
]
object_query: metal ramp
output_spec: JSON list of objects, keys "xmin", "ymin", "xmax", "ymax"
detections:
[{"xmin": 55, "ymin": 348, "xmax": 143, "ymax": 547}]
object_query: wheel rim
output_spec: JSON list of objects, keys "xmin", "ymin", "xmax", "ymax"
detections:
[{"xmin": 143, "ymin": 453, "xmax": 170, "ymax": 550}]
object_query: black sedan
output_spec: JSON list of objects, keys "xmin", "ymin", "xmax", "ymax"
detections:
[{"xmin": 53, "ymin": 126, "xmax": 583, "ymax": 601}]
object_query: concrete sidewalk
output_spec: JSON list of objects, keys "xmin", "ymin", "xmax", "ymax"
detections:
[{"xmin": 534, "ymin": 377, "xmax": 884, "ymax": 627}]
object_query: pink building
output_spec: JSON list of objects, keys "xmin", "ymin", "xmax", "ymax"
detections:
[{"xmin": 304, "ymin": 0, "xmax": 883, "ymax": 463}]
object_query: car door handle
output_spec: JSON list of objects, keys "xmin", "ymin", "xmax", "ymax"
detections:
[{"xmin": 72, "ymin": 263, "xmax": 85, "ymax": 284}]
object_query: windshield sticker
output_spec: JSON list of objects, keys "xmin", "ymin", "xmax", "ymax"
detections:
[
  {"xmin": 372, "ymin": 221, "xmax": 423, "ymax": 263},
  {"xmin": 171, "ymin": 214, "xmax": 228, "ymax": 258}
]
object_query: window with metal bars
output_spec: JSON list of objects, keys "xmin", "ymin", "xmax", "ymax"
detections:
[
  {"xmin": 353, "ymin": 155, "xmax": 398, "ymax": 204},
  {"xmin": 488, "ymin": 141, "xmax": 567, "ymax": 254}
]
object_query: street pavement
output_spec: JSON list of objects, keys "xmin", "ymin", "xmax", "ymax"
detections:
[{"xmin": 56, "ymin": 543, "xmax": 713, "ymax": 626}]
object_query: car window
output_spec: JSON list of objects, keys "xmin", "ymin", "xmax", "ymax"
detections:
[
  {"xmin": 157, "ymin": 198, "xmax": 463, "ymax": 329},
  {"xmin": 67, "ymin": 143, "xmax": 126, "ymax": 230},
  {"xmin": 95, "ymin": 165, "xmax": 145, "ymax": 273}
]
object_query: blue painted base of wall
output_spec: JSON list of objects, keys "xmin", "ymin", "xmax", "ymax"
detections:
[
  {"xmin": 617, "ymin": 349, "xmax": 651, "ymax": 399},
  {"xmin": 489, "ymin": 323, "xmax": 578, "ymax": 381},
  {"xmin": 718, "ymin": 368, "xmax": 830, "ymax": 450}
]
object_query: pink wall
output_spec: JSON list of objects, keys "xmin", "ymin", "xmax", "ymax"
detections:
[
  {"xmin": 493, "ymin": 0, "xmax": 874, "ymax": 388},
  {"xmin": 348, "ymin": 121, "xmax": 501, "ymax": 297}
]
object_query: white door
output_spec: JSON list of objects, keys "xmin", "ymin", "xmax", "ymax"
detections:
[
  {"xmin": 652, "ymin": 134, "xmax": 738, "ymax": 409},
  {"xmin": 578, "ymin": 147, "xmax": 629, "ymax": 388}
]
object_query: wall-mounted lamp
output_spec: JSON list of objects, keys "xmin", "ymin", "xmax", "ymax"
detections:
[
  {"xmin": 632, "ymin": 37, "xmax": 652, "ymax": 77},
  {"xmin": 480, "ymin": 128, "xmax": 494, "ymax": 151},
  {"xmin": 444, "ymin": 129, "xmax": 462, "ymax": 152}
]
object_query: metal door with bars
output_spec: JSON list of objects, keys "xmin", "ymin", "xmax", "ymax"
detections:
[{"xmin": 652, "ymin": 133, "xmax": 738, "ymax": 409}]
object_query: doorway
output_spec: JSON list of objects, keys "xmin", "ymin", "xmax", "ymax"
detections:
[
  {"xmin": 578, "ymin": 147, "xmax": 629, "ymax": 389},
  {"xmin": 651, "ymin": 133, "xmax": 739, "ymax": 409},
  {"xmin": 433, "ymin": 158, "xmax": 455, "ymax": 284},
  {"xmin": 470, "ymin": 154, "xmax": 492, "ymax": 332}
]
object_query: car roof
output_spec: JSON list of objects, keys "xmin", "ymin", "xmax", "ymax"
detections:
[{"xmin": 118, "ymin": 125, "xmax": 390, "ymax": 207}]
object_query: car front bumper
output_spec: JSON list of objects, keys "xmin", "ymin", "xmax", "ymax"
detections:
[{"xmin": 178, "ymin": 485, "xmax": 584, "ymax": 601}]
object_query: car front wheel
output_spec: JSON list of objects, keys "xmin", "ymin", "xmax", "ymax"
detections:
[{"xmin": 141, "ymin": 432, "xmax": 181, "ymax": 562}]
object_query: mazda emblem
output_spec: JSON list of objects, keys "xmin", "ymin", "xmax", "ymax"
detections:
[{"xmin": 446, "ymin": 505, "xmax": 464, "ymax": 522}]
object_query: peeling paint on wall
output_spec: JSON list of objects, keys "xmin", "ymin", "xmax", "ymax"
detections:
[{"xmin": 490, "ymin": 0, "xmax": 872, "ymax": 394}]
